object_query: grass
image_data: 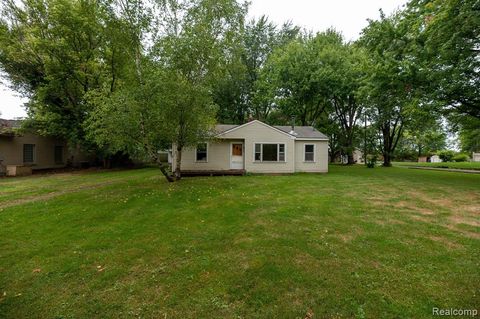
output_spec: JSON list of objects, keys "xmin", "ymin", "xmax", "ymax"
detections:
[
  {"xmin": 0, "ymin": 166, "xmax": 479, "ymax": 318},
  {"xmin": 394, "ymin": 161, "xmax": 480, "ymax": 170}
]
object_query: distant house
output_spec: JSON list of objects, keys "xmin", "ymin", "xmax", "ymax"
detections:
[
  {"xmin": 173, "ymin": 120, "xmax": 329, "ymax": 174},
  {"xmin": 0, "ymin": 119, "xmax": 90, "ymax": 175},
  {"xmin": 418, "ymin": 155, "xmax": 442, "ymax": 163},
  {"xmin": 431, "ymin": 155, "xmax": 442, "ymax": 163},
  {"xmin": 473, "ymin": 153, "xmax": 480, "ymax": 162}
]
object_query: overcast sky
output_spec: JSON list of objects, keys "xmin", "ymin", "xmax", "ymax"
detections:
[{"xmin": 0, "ymin": 0, "xmax": 407, "ymax": 119}]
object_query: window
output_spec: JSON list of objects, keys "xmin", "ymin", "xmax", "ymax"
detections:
[
  {"xmin": 255, "ymin": 144, "xmax": 261, "ymax": 161},
  {"xmin": 254, "ymin": 143, "xmax": 286, "ymax": 162},
  {"xmin": 23, "ymin": 144, "xmax": 35, "ymax": 163},
  {"xmin": 55, "ymin": 146, "xmax": 64, "ymax": 164},
  {"xmin": 304, "ymin": 144, "xmax": 315, "ymax": 162},
  {"xmin": 196, "ymin": 143, "xmax": 208, "ymax": 162}
]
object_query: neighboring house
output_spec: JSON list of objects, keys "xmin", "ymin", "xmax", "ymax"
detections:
[
  {"xmin": 173, "ymin": 120, "xmax": 329, "ymax": 174},
  {"xmin": 431, "ymin": 155, "xmax": 442, "ymax": 163},
  {"xmin": 473, "ymin": 153, "xmax": 480, "ymax": 162},
  {"xmin": 0, "ymin": 119, "xmax": 90, "ymax": 175},
  {"xmin": 418, "ymin": 155, "xmax": 441, "ymax": 163},
  {"xmin": 353, "ymin": 149, "xmax": 364, "ymax": 164}
]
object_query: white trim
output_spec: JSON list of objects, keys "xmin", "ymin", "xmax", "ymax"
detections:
[
  {"xmin": 253, "ymin": 142, "xmax": 287, "ymax": 163},
  {"xmin": 303, "ymin": 143, "xmax": 315, "ymax": 162},
  {"xmin": 217, "ymin": 120, "xmax": 295, "ymax": 139},
  {"xmin": 229, "ymin": 142, "xmax": 244, "ymax": 169},
  {"xmin": 195, "ymin": 142, "xmax": 208, "ymax": 163}
]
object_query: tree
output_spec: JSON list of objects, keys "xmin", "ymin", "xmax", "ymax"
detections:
[
  {"xmin": 458, "ymin": 117, "xmax": 480, "ymax": 154},
  {"xmin": 213, "ymin": 16, "xmax": 299, "ymax": 124},
  {"xmin": 403, "ymin": 0, "xmax": 480, "ymax": 120},
  {"xmin": 0, "ymin": 0, "xmax": 130, "ymax": 149},
  {"xmin": 152, "ymin": 0, "xmax": 246, "ymax": 180},
  {"xmin": 260, "ymin": 30, "xmax": 366, "ymax": 163},
  {"xmin": 358, "ymin": 11, "xmax": 419, "ymax": 167}
]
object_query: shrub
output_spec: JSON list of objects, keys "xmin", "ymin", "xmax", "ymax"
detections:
[
  {"xmin": 366, "ymin": 155, "xmax": 377, "ymax": 168},
  {"xmin": 437, "ymin": 150, "xmax": 455, "ymax": 162},
  {"xmin": 453, "ymin": 153, "xmax": 469, "ymax": 162}
]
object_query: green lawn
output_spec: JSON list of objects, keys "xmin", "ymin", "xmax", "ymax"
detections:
[
  {"xmin": 394, "ymin": 161, "xmax": 480, "ymax": 170},
  {"xmin": 0, "ymin": 166, "xmax": 479, "ymax": 318}
]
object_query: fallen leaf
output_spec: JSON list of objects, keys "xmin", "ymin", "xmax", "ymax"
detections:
[
  {"xmin": 305, "ymin": 309, "xmax": 314, "ymax": 319},
  {"xmin": 32, "ymin": 268, "xmax": 41, "ymax": 273}
]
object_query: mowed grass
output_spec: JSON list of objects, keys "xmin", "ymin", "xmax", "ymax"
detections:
[
  {"xmin": 394, "ymin": 161, "xmax": 480, "ymax": 170},
  {"xmin": 0, "ymin": 166, "xmax": 479, "ymax": 318}
]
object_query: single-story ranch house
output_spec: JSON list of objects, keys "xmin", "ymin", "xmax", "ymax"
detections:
[
  {"xmin": 0, "ymin": 119, "xmax": 90, "ymax": 176},
  {"xmin": 173, "ymin": 120, "xmax": 329, "ymax": 174}
]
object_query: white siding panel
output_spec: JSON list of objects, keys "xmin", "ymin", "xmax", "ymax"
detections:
[{"xmin": 294, "ymin": 140, "xmax": 328, "ymax": 173}]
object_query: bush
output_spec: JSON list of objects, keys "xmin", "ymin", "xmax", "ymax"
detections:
[
  {"xmin": 437, "ymin": 150, "xmax": 455, "ymax": 162},
  {"xmin": 366, "ymin": 155, "xmax": 377, "ymax": 168},
  {"xmin": 453, "ymin": 153, "xmax": 469, "ymax": 162}
]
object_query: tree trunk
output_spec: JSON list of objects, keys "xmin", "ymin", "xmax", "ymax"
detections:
[
  {"xmin": 347, "ymin": 153, "xmax": 355, "ymax": 165},
  {"xmin": 383, "ymin": 152, "xmax": 392, "ymax": 167},
  {"xmin": 174, "ymin": 146, "xmax": 183, "ymax": 181}
]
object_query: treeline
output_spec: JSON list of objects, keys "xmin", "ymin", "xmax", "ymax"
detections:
[{"xmin": 0, "ymin": 0, "xmax": 478, "ymax": 179}]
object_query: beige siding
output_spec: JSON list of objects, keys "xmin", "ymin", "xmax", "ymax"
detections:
[
  {"xmin": 172, "ymin": 121, "xmax": 329, "ymax": 174},
  {"xmin": 294, "ymin": 140, "xmax": 328, "ymax": 173},
  {"xmin": 221, "ymin": 121, "xmax": 295, "ymax": 173},
  {"xmin": 0, "ymin": 133, "xmax": 67, "ymax": 170},
  {"xmin": 175, "ymin": 139, "xmax": 240, "ymax": 171}
]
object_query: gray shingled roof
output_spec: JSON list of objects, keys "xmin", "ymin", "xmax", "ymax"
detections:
[
  {"xmin": 215, "ymin": 122, "xmax": 328, "ymax": 140},
  {"xmin": 215, "ymin": 124, "xmax": 238, "ymax": 134},
  {"xmin": 274, "ymin": 125, "xmax": 328, "ymax": 139}
]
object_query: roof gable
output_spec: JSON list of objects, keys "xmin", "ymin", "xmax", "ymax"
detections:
[
  {"xmin": 216, "ymin": 120, "xmax": 295, "ymax": 139},
  {"xmin": 215, "ymin": 120, "xmax": 328, "ymax": 140}
]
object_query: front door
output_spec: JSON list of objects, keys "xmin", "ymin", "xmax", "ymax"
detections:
[{"xmin": 230, "ymin": 143, "xmax": 244, "ymax": 169}]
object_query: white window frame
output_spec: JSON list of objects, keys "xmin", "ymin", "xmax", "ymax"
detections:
[
  {"xmin": 253, "ymin": 143, "xmax": 286, "ymax": 163},
  {"xmin": 195, "ymin": 142, "xmax": 208, "ymax": 163},
  {"xmin": 23, "ymin": 144, "xmax": 36, "ymax": 164},
  {"xmin": 304, "ymin": 144, "xmax": 315, "ymax": 162}
]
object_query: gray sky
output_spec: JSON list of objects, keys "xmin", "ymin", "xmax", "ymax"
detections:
[{"xmin": 0, "ymin": 0, "xmax": 407, "ymax": 119}]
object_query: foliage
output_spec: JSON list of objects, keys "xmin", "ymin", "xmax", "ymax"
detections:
[
  {"xmin": 366, "ymin": 155, "xmax": 377, "ymax": 168},
  {"xmin": 0, "ymin": 0, "xmax": 131, "ymax": 147},
  {"xmin": 358, "ymin": 11, "xmax": 420, "ymax": 167},
  {"xmin": 458, "ymin": 117, "xmax": 480, "ymax": 154},
  {"xmin": 437, "ymin": 150, "xmax": 455, "ymax": 162},
  {"xmin": 452, "ymin": 153, "xmax": 469, "ymax": 163},
  {"xmin": 213, "ymin": 16, "xmax": 300, "ymax": 124},
  {"xmin": 404, "ymin": 0, "xmax": 480, "ymax": 120}
]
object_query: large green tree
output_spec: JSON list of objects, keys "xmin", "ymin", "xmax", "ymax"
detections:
[
  {"xmin": 87, "ymin": 0, "xmax": 246, "ymax": 181},
  {"xmin": 0, "ymin": 0, "xmax": 130, "ymax": 148},
  {"xmin": 404, "ymin": 0, "xmax": 480, "ymax": 120},
  {"xmin": 358, "ymin": 11, "xmax": 420, "ymax": 166},
  {"xmin": 214, "ymin": 16, "xmax": 299, "ymax": 124},
  {"xmin": 260, "ymin": 30, "xmax": 367, "ymax": 163}
]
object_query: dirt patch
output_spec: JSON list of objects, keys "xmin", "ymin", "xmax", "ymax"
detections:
[
  {"xmin": 0, "ymin": 181, "xmax": 119, "ymax": 210},
  {"xmin": 374, "ymin": 218, "xmax": 406, "ymax": 226},
  {"xmin": 449, "ymin": 215, "xmax": 480, "ymax": 227},
  {"xmin": 429, "ymin": 236, "xmax": 463, "ymax": 249}
]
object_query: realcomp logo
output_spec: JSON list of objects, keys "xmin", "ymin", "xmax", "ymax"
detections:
[{"xmin": 433, "ymin": 308, "xmax": 478, "ymax": 317}]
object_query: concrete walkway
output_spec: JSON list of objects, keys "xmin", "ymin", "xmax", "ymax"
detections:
[{"xmin": 407, "ymin": 166, "xmax": 480, "ymax": 174}]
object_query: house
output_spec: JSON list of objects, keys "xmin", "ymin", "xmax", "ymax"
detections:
[
  {"xmin": 473, "ymin": 153, "xmax": 480, "ymax": 162},
  {"xmin": 0, "ymin": 119, "xmax": 90, "ymax": 176},
  {"xmin": 172, "ymin": 120, "xmax": 329, "ymax": 174},
  {"xmin": 431, "ymin": 155, "xmax": 442, "ymax": 163}
]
